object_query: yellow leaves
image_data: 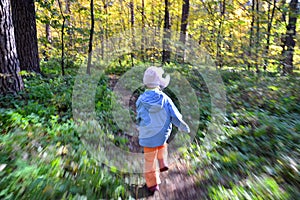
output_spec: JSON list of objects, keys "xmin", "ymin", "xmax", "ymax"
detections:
[{"xmin": 56, "ymin": 145, "xmax": 69, "ymax": 156}]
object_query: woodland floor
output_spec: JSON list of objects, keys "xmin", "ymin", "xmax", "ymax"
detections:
[{"xmin": 129, "ymin": 157, "xmax": 210, "ymax": 200}]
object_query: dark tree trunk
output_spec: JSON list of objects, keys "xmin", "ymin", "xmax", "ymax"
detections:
[
  {"xmin": 130, "ymin": 0, "xmax": 135, "ymax": 66},
  {"xmin": 46, "ymin": 23, "xmax": 52, "ymax": 44},
  {"xmin": 178, "ymin": 0, "xmax": 190, "ymax": 62},
  {"xmin": 0, "ymin": 0, "xmax": 24, "ymax": 94},
  {"xmin": 162, "ymin": 0, "xmax": 171, "ymax": 64},
  {"xmin": 248, "ymin": 0, "xmax": 255, "ymax": 70},
  {"xmin": 282, "ymin": 0, "xmax": 298, "ymax": 74},
  {"xmin": 57, "ymin": 0, "xmax": 65, "ymax": 75},
  {"xmin": 130, "ymin": 0, "xmax": 135, "ymax": 27},
  {"xmin": 141, "ymin": 0, "xmax": 145, "ymax": 61},
  {"xmin": 87, "ymin": 0, "xmax": 95, "ymax": 75},
  {"xmin": 216, "ymin": 0, "xmax": 225, "ymax": 68},
  {"xmin": 10, "ymin": 0, "xmax": 40, "ymax": 73},
  {"xmin": 264, "ymin": 0, "xmax": 276, "ymax": 70},
  {"xmin": 255, "ymin": 0, "xmax": 260, "ymax": 73}
]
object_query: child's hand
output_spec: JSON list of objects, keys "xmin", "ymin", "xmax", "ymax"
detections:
[{"xmin": 179, "ymin": 121, "xmax": 190, "ymax": 133}]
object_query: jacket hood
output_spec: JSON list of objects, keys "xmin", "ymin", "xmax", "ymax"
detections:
[{"xmin": 138, "ymin": 89, "xmax": 166, "ymax": 113}]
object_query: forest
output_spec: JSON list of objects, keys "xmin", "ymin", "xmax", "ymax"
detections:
[{"xmin": 0, "ymin": 0, "xmax": 299, "ymax": 199}]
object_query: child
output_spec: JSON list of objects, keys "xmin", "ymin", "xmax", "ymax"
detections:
[{"xmin": 136, "ymin": 66, "xmax": 190, "ymax": 193}]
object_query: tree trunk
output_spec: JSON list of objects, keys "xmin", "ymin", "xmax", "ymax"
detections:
[
  {"xmin": 179, "ymin": 0, "xmax": 190, "ymax": 62},
  {"xmin": 10, "ymin": 0, "xmax": 40, "ymax": 73},
  {"xmin": 141, "ymin": 0, "xmax": 146, "ymax": 61},
  {"xmin": 57, "ymin": 0, "xmax": 65, "ymax": 76},
  {"xmin": 65, "ymin": 0, "xmax": 73, "ymax": 49},
  {"xmin": 42, "ymin": 23, "xmax": 52, "ymax": 61},
  {"xmin": 255, "ymin": 0, "xmax": 260, "ymax": 73},
  {"xmin": 282, "ymin": 0, "xmax": 298, "ymax": 74},
  {"xmin": 87, "ymin": 0, "xmax": 95, "ymax": 75},
  {"xmin": 0, "ymin": 0, "xmax": 24, "ymax": 94},
  {"xmin": 130, "ymin": 0, "xmax": 135, "ymax": 66},
  {"xmin": 46, "ymin": 23, "xmax": 52, "ymax": 44},
  {"xmin": 162, "ymin": 0, "xmax": 171, "ymax": 64},
  {"xmin": 280, "ymin": 0, "xmax": 287, "ymax": 53},
  {"xmin": 264, "ymin": 0, "xmax": 276, "ymax": 70},
  {"xmin": 216, "ymin": 0, "xmax": 225, "ymax": 68},
  {"xmin": 103, "ymin": 0, "xmax": 109, "ymax": 45},
  {"xmin": 117, "ymin": 0, "xmax": 126, "ymax": 31},
  {"xmin": 248, "ymin": 0, "xmax": 255, "ymax": 70}
]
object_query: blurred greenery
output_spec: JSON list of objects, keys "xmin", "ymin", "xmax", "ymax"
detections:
[{"xmin": 0, "ymin": 60, "xmax": 299, "ymax": 199}]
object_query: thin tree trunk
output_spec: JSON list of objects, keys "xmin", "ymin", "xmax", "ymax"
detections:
[
  {"xmin": 141, "ymin": 0, "xmax": 145, "ymax": 61},
  {"xmin": 248, "ymin": 0, "xmax": 255, "ymax": 71},
  {"xmin": 87, "ymin": 0, "xmax": 95, "ymax": 75},
  {"xmin": 43, "ymin": 23, "xmax": 52, "ymax": 61},
  {"xmin": 100, "ymin": 25, "xmax": 105, "ymax": 59},
  {"xmin": 216, "ymin": 0, "xmax": 226, "ymax": 68},
  {"xmin": 103, "ymin": 0, "xmax": 109, "ymax": 44},
  {"xmin": 99, "ymin": 4, "xmax": 104, "ymax": 60},
  {"xmin": 11, "ymin": 0, "xmax": 41, "ymax": 73},
  {"xmin": 280, "ymin": 0, "xmax": 287, "ymax": 53},
  {"xmin": 179, "ymin": 0, "xmax": 190, "ymax": 62},
  {"xmin": 57, "ymin": 0, "xmax": 65, "ymax": 75},
  {"xmin": 46, "ymin": 23, "xmax": 52, "ymax": 44},
  {"xmin": 162, "ymin": 0, "xmax": 171, "ymax": 64},
  {"xmin": 130, "ymin": 0, "xmax": 135, "ymax": 66},
  {"xmin": 0, "ymin": 0, "xmax": 24, "ymax": 94},
  {"xmin": 255, "ymin": 0, "xmax": 260, "ymax": 73},
  {"xmin": 65, "ymin": 0, "xmax": 73, "ymax": 49},
  {"xmin": 282, "ymin": 0, "xmax": 298, "ymax": 74},
  {"xmin": 264, "ymin": 0, "xmax": 276, "ymax": 71},
  {"xmin": 118, "ymin": 0, "xmax": 127, "ymax": 31}
]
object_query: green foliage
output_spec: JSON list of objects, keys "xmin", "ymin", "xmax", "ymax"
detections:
[
  {"xmin": 0, "ymin": 68, "xmax": 129, "ymax": 199},
  {"xmin": 1, "ymin": 61, "xmax": 300, "ymax": 199},
  {"xmin": 209, "ymin": 176, "xmax": 289, "ymax": 200},
  {"xmin": 184, "ymin": 70, "xmax": 300, "ymax": 199}
]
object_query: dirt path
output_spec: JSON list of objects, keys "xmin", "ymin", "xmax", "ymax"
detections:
[{"xmin": 125, "ymin": 156, "xmax": 209, "ymax": 200}]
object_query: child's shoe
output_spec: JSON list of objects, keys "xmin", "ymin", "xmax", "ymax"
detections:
[{"xmin": 148, "ymin": 184, "xmax": 159, "ymax": 192}]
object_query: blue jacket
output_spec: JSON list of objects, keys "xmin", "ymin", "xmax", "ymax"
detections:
[{"xmin": 136, "ymin": 88, "xmax": 190, "ymax": 147}]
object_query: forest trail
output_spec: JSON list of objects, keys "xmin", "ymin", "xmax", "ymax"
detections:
[
  {"xmin": 129, "ymin": 157, "xmax": 208, "ymax": 200},
  {"xmin": 108, "ymin": 75, "xmax": 208, "ymax": 200}
]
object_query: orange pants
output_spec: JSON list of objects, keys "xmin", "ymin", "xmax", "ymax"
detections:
[{"xmin": 143, "ymin": 143, "xmax": 168, "ymax": 187}]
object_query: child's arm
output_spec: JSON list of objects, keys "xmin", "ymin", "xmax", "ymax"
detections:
[{"xmin": 167, "ymin": 98, "xmax": 190, "ymax": 133}]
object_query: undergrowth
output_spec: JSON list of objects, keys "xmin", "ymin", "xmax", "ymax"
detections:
[{"xmin": 0, "ymin": 61, "xmax": 299, "ymax": 199}]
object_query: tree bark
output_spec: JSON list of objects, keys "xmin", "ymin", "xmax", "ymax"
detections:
[
  {"xmin": 264, "ymin": 0, "xmax": 276, "ymax": 70},
  {"xmin": 248, "ymin": 0, "xmax": 255, "ymax": 70},
  {"xmin": 10, "ymin": 0, "xmax": 41, "ymax": 73},
  {"xmin": 65, "ymin": 0, "xmax": 73, "ymax": 49},
  {"xmin": 162, "ymin": 0, "xmax": 171, "ymax": 64},
  {"xmin": 130, "ymin": 0, "xmax": 135, "ymax": 66},
  {"xmin": 179, "ymin": 0, "xmax": 190, "ymax": 62},
  {"xmin": 46, "ymin": 23, "xmax": 52, "ymax": 44},
  {"xmin": 216, "ymin": 0, "xmax": 225, "ymax": 68},
  {"xmin": 282, "ymin": 0, "xmax": 298, "ymax": 74},
  {"xmin": 57, "ymin": 0, "xmax": 65, "ymax": 76},
  {"xmin": 141, "ymin": 0, "xmax": 146, "ymax": 61},
  {"xmin": 87, "ymin": 0, "xmax": 95, "ymax": 75},
  {"xmin": 0, "ymin": 0, "xmax": 24, "ymax": 94},
  {"xmin": 255, "ymin": 0, "xmax": 260, "ymax": 73}
]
